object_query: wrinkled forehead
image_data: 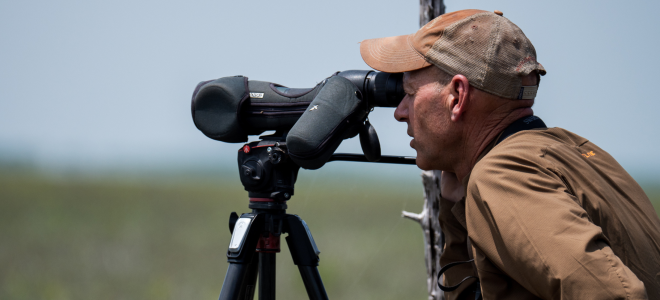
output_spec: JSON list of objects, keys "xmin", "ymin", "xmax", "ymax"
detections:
[{"xmin": 403, "ymin": 67, "xmax": 440, "ymax": 90}]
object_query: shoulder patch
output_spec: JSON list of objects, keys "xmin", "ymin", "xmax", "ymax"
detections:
[{"xmin": 581, "ymin": 151, "xmax": 596, "ymax": 158}]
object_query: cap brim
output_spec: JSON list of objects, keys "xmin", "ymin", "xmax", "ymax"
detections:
[{"xmin": 360, "ymin": 34, "xmax": 431, "ymax": 73}]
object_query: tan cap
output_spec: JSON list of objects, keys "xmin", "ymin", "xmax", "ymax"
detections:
[{"xmin": 360, "ymin": 9, "xmax": 546, "ymax": 99}]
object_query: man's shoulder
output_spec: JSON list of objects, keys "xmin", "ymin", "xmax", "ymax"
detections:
[
  {"xmin": 469, "ymin": 127, "xmax": 589, "ymax": 186},
  {"xmin": 497, "ymin": 127, "xmax": 589, "ymax": 152},
  {"xmin": 484, "ymin": 127, "xmax": 589, "ymax": 163}
]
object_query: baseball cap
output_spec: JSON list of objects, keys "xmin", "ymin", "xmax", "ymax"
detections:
[{"xmin": 360, "ymin": 9, "xmax": 546, "ymax": 100}]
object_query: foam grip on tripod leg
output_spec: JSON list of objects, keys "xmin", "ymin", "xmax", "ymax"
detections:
[{"xmin": 286, "ymin": 75, "xmax": 368, "ymax": 169}]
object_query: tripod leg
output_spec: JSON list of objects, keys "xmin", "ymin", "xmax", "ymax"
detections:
[
  {"xmin": 285, "ymin": 215, "xmax": 329, "ymax": 300},
  {"xmin": 220, "ymin": 214, "xmax": 262, "ymax": 300},
  {"xmin": 297, "ymin": 265, "xmax": 327, "ymax": 300},
  {"xmin": 218, "ymin": 260, "xmax": 258, "ymax": 300},
  {"xmin": 258, "ymin": 252, "xmax": 276, "ymax": 300},
  {"xmin": 240, "ymin": 257, "xmax": 259, "ymax": 300}
]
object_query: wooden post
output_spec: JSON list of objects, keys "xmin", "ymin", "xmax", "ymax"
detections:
[
  {"xmin": 402, "ymin": 170, "xmax": 444, "ymax": 300},
  {"xmin": 401, "ymin": 3, "xmax": 446, "ymax": 300},
  {"xmin": 419, "ymin": 0, "xmax": 446, "ymax": 27}
]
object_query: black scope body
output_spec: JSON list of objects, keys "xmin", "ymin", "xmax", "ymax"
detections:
[{"xmin": 191, "ymin": 70, "xmax": 404, "ymax": 144}]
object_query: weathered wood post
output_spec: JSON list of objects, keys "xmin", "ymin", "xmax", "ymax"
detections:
[
  {"xmin": 402, "ymin": 170, "xmax": 444, "ymax": 300},
  {"xmin": 401, "ymin": 3, "xmax": 446, "ymax": 300},
  {"xmin": 419, "ymin": 0, "xmax": 445, "ymax": 27}
]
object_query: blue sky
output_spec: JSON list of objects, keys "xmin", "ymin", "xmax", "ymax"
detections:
[{"xmin": 1, "ymin": 0, "xmax": 659, "ymax": 179}]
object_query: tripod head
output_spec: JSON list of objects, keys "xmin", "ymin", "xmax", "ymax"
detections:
[
  {"xmin": 238, "ymin": 131, "xmax": 300, "ymax": 206},
  {"xmin": 238, "ymin": 130, "xmax": 417, "ymax": 210}
]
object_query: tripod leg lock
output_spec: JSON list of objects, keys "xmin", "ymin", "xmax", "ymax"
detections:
[
  {"xmin": 300, "ymin": 219, "xmax": 321, "ymax": 256},
  {"xmin": 228, "ymin": 212, "xmax": 239, "ymax": 234},
  {"xmin": 285, "ymin": 215, "xmax": 321, "ymax": 266},
  {"xmin": 227, "ymin": 213, "xmax": 263, "ymax": 263},
  {"xmin": 228, "ymin": 217, "xmax": 253, "ymax": 253}
]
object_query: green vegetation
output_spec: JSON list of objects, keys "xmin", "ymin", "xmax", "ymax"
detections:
[
  {"xmin": 1, "ymin": 168, "xmax": 658, "ymax": 300},
  {"xmin": 0, "ymin": 167, "xmax": 428, "ymax": 300}
]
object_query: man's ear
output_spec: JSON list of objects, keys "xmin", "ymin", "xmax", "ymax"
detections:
[{"xmin": 448, "ymin": 74, "xmax": 471, "ymax": 122}]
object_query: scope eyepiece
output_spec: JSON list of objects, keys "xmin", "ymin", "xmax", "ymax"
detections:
[{"xmin": 336, "ymin": 70, "xmax": 404, "ymax": 108}]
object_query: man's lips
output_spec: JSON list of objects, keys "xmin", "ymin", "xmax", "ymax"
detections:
[{"xmin": 410, "ymin": 138, "xmax": 415, "ymax": 149}]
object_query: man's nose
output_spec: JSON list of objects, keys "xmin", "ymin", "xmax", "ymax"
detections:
[{"xmin": 394, "ymin": 96, "xmax": 409, "ymax": 122}]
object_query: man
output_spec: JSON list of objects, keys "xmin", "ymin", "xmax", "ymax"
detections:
[{"xmin": 359, "ymin": 9, "xmax": 660, "ymax": 300}]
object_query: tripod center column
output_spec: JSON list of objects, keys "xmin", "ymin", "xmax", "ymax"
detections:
[{"xmin": 256, "ymin": 233, "xmax": 281, "ymax": 253}]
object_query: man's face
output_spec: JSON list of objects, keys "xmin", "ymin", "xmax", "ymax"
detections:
[{"xmin": 394, "ymin": 67, "xmax": 456, "ymax": 171}]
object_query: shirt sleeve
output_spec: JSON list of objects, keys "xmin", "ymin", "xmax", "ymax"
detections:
[{"xmin": 465, "ymin": 148, "xmax": 648, "ymax": 300}]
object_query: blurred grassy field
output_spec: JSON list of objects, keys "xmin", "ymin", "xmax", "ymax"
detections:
[
  {"xmin": 0, "ymin": 167, "xmax": 658, "ymax": 300},
  {"xmin": 0, "ymin": 165, "xmax": 430, "ymax": 300}
]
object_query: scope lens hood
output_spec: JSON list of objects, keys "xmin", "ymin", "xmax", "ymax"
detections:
[{"xmin": 192, "ymin": 76, "xmax": 250, "ymax": 143}]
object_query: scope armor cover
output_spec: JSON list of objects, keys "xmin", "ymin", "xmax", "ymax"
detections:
[{"xmin": 287, "ymin": 75, "xmax": 368, "ymax": 169}]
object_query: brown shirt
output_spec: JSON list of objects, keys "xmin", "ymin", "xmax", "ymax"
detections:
[{"xmin": 439, "ymin": 127, "xmax": 660, "ymax": 300}]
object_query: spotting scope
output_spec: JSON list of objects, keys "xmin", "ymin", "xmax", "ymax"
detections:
[{"xmin": 191, "ymin": 70, "xmax": 405, "ymax": 169}]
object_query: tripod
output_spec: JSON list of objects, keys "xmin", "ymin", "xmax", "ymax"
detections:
[
  {"xmin": 220, "ymin": 204, "xmax": 326, "ymax": 300},
  {"xmin": 218, "ymin": 133, "xmax": 415, "ymax": 300}
]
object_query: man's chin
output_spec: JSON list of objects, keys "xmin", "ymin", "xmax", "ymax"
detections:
[
  {"xmin": 415, "ymin": 154, "xmax": 447, "ymax": 171},
  {"xmin": 414, "ymin": 157, "xmax": 434, "ymax": 171}
]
